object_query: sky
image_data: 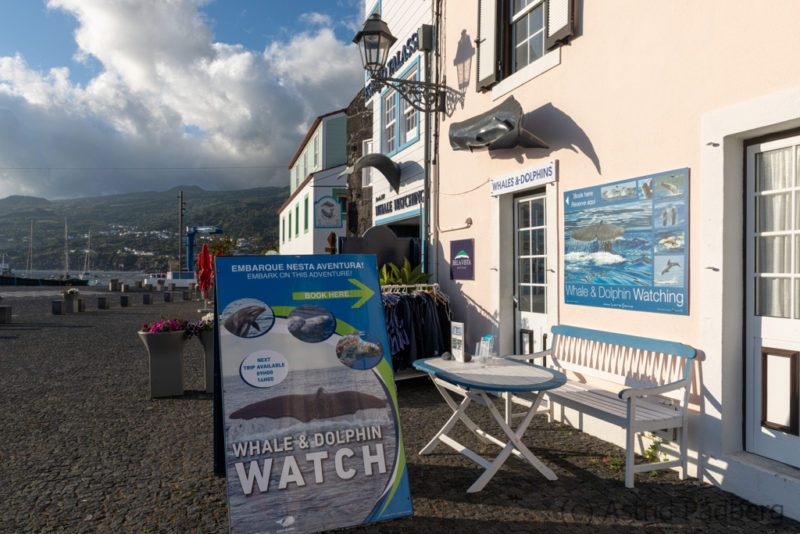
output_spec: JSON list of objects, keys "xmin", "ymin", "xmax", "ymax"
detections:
[{"xmin": 0, "ymin": 0, "xmax": 365, "ymax": 200}]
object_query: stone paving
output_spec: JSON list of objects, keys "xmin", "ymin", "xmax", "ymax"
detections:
[{"xmin": 1, "ymin": 291, "xmax": 799, "ymax": 533}]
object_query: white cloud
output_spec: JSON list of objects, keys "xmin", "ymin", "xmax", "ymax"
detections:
[{"xmin": 0, "ymin": 0, "xmax": 363, "ymax": 199}]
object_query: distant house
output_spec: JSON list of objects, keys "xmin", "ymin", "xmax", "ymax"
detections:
[{"xmin": 277, "ymin": 109, "xmax": 348, "ymax": 254}]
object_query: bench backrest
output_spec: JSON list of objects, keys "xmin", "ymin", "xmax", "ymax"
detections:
[{"xmin": 549, "ymin": 325, "xmax": 696, "ymax": 394}]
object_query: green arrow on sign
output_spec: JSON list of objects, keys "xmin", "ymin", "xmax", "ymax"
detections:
[{"xmin": 292, "ymin": 278, "xmax": 375, "ymax": 308}]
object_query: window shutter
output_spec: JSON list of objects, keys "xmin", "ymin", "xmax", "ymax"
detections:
[
  {"xmin": 546, "ymin": 0, "xmax": 575, "ymax": 50},
  {"xmin": 476, "ymin": 0, "xmax": 499, "ymax": 91}
]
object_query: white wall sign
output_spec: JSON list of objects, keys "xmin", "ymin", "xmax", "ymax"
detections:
[{"xmin": 490, "ymin": 160, "xmax": 557, "ymax": 196}]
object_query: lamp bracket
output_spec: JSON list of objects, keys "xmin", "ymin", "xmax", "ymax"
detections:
[{"xmin": 371, "ymin": 75, "xmax": 446, "ymax": 113}]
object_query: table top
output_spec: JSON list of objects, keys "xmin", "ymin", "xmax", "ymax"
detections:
[{"xmin": 412, "ymin": 356, "xmax": 566, "ymax": 392}]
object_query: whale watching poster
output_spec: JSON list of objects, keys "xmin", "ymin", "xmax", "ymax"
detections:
[
  {"xmin": 563, "ymin": 168, "xmax": 689, "ymax": 315},
  {"xmin": 215, "ymin": 254, "xmax": 412, "ymax": 533}
]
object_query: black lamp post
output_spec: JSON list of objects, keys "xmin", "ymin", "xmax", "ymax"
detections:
[{"xmin": 353, "ymin": 13, "xmax": 445, "ymax": 113}]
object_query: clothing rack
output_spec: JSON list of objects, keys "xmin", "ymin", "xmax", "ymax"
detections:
[
  {"xmin": 381, "ymin": 283, "xmax": 449, "ymax": 302},
  {"xmin": 381, "ymin": 284, "xmax": 452, "ymax": 375}
]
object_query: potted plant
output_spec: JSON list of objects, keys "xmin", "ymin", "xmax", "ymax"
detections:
[
  {"xmin": 138, "ymin": 317, "xmax": 190, "ymax": 398},
  {"xmin": 63, "ymin": 287, "xmax": 80, "ymax": 313}
]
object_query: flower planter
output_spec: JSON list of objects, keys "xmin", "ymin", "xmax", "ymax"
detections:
[
  {"xmin": 197, "ymin": 329, "xmax": 216, "ymax": 393},
  {"xmin": 138, "ymin": 331, "xmax": 186, "ymax": 398},
  {"xmin": 64, "ymin": 293, "xmax": 79, "ymax": 313}
]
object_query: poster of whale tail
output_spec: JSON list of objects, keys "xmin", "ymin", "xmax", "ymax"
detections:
[{"xmin": 564, "ymin": 169, "xmax": 689, "ymax": 314}]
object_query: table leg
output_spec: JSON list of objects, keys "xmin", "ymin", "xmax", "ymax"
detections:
[{"xmin": 467, "ymin": 391, "xmax": 556, "ymax": 493}]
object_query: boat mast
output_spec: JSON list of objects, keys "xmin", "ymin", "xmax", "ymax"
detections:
[
  {"xmin": 64, "ymin": 217, "xmax": 69, "ymax": 276},
  {"xmin": 26, "ymin": 220, "xmax": 33, "ymax": 276},
  {"xmin": 83, "ymin": 231, "xmax": 91, "ymax": 274}
]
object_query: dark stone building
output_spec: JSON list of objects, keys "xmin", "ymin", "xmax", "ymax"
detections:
[{"xmin": 344, "ymin": 88, "xmax": 373, "ymax": 237}]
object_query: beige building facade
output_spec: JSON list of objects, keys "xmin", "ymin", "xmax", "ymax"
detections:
[{"xmin": 425, "ymin": 0, "xmax": 800, "ymax": 520}]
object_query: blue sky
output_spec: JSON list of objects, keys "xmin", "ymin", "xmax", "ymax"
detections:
[{"xmin": 0, "ymin": 0, "xmax": 365, "ymax": 199}]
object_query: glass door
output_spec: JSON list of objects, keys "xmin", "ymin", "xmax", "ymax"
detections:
[
  {"xmin": 514, "ymin": 193, "xmax": 550, "ymax": 354},
  {"xmin": 745, "ymin": 135, "xmax": 800, "ymax": 467}
]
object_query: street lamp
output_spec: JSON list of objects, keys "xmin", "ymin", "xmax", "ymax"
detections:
[{"xmin": 353, "ymin": 13, "xmax": 446, "ymax": 112}]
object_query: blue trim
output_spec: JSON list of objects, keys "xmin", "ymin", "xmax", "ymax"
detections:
[
  {"xmin": 380, "ymin": 58, "xmax": 421, "ymax": 157},
  {"xmin": 375, "ymin": 208, "xmax": 421, "ymax": 226},
  {"xmin": 551, "ymin": 325, "xmax": 697, "ymax": 359},
  {"xmin": 412, "ymin": 357, "xmax": 567, "ymax": 392}
]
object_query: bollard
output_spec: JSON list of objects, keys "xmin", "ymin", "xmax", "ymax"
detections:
[
  {"xmin": 97, "ymin": 296, "xmax": 108, "ymax": 310},
  {"xmin": 120, "ymin": 295, "xmax": 130, "ymax": 307},
  {"xmin": 0, "ymin": 305, "xmax": 12, "ymax": 323},
  {"xmin": 51, "ymin": 301, "xmax": 64, "ymax": 315},
  {"xmin": 142, "ymin": 294, "xmax": 152, "ymax": 305}
]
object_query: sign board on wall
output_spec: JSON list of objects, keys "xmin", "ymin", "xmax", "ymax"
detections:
[
  {"xmin": 450, "ymin": 239, "xmax": 475, "ymax": 280},
  {"xmin": 490, "ymin": 160, "xmax": 557, "ymax": 196},
  {"xmin": 215, "ymin": 255, "xmax": 413, "ymax": 533},
  {"xmin": 563, "ymin": 168, "xmax": 689, "ymax": 315}
]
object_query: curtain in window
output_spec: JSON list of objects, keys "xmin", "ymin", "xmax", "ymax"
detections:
[{"xmin": 755, "ymin": 147, "xmax": 794, "ymax": 318}]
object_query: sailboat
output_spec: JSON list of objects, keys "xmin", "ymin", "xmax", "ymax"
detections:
[{"xmin": 0, "ymin": 218, "xmax": 88, "ymax": 286}]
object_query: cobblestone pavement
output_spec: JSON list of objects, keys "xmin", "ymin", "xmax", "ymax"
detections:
[{"xmin": 1, "ymin": 292, "xmax": 799, "ymax": 533}]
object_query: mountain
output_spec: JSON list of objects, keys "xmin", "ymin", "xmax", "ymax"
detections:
[{"xmin": 0, "ymin": 186, "xmax": 289, "ymax": 272}]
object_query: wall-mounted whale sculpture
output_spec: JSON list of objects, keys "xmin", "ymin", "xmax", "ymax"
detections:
[
  {"xmin": 448, "ymin": 95, "xmax": 548, "ymax": 151},
  {"xmin": 338, "ymin": 153, "xmax": 402, "ymax": 193}
]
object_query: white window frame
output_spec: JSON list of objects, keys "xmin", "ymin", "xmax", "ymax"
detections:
[
  {"xmin": 362, "ymin": 139, "xmax": 373, "ymax": 187},
  {"xmin": 383, "ymin": 90, "xmax": 397, "ymax": 154},
  {"xmin": 398, "ymin": 67, "xmax": 418, "ymax": 146},
  {"xmin": 510, "ymin": 0, "xmax": 546, "ymax": 74},
  {"xmin": 477, "ymin": 0, "xmax": 572, "ymax": 98}
]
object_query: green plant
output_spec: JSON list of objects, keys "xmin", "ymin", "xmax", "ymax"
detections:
[
  {"xmin": 643, "ymin": 434, "xmax": 668, "ymax": 476},
  {"xmin": 604, "ymin": 457, "xmax": 624, "ymax": 471},
  {"xmin": 379, "ymin": 259, "xmax": 430, "ymax": 286}
]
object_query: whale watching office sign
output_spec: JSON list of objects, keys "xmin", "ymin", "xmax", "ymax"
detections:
[
  {"xmin": 563, "ymin": 168, "xmax": 689, "ymax": 315},
  {"xmin": 215, "ymin": 255, "xmax": 412, "ymax": 533}
]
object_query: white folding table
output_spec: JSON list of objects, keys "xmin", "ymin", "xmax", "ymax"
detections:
[{"xmin": 412, "ymin": 356, "xmax": 566, "ymax": 493}]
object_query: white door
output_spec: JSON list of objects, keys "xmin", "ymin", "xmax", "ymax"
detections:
[
  {"xmin": 745, "ymin": 136, "xmax": 800, "ymax": 467},
  {"xmin": 514, "ymin": 192, "xmax": 553, "ymax": 354}
]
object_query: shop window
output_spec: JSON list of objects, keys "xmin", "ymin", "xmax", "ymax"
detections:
[{"xmin": 477, "ymin": 0, "xmax": 575, "ymax": 91}]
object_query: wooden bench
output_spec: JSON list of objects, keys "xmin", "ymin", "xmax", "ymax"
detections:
[{"xmin": 510, "ymin": 324, "xmax": 696, "ymax": 488}]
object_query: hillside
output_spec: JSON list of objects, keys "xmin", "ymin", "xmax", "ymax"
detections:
[{"xmin": 0, "ymin": 185, "xmax": 289, "ymax": 272}]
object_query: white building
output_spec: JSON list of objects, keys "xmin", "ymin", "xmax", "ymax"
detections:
[
  {"xmin": 278, "ymin": 110, "xmax": 348, "ymax": 255},
  {"xmin": 362, "ymin": 0, "xmax": 433, "ymax": 253}
]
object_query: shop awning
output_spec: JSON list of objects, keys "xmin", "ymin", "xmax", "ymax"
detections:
[
  {"xmin": 448, "ymin": 95, "xmax": 548, "ymax": 152},
  {"xmin": 339, "ymin": 153, "xmax": 402, "ymax": 193}
]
